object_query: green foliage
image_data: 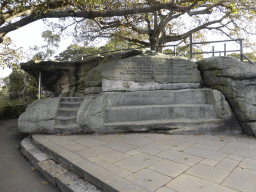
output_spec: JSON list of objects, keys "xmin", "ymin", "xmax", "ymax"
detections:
[
  {"xmin": 98, "ymin": 38, "xmax": 132, "ymax": 55},
  {"xmin": 2, "ymin": 69, "xmax": 38, "ymax": 105},
  {"xmin": 55, "ymin": 44, "xmax": 99, "ymax": 61},
  {"xmin": 0, "ymin": 37, "xmax": 23, "ymax": 68},
  {"xmin": 30, "ymin": 30, "xmax": 61, "ymax": 61},
  {"xmin": 163, "ymin": 45, "xmax": 204, "ymax": 60},
  {"xmin": 228, "ymin": 52, "xmax": 256, "ymax": 61},
  {"xmin": 0, "ymin": 104, "xmax": 28, "ymax": 120},
  {"xmin": 2, "ymin": 0, "xmax": 256, "ymax": 57},
  {"xmin": 55, "ymin": 38, "xmax": 132, "ymax": 61},
  {"xmin": 3, "ymin": 70, "xmax": 24, "ymax": 101}
]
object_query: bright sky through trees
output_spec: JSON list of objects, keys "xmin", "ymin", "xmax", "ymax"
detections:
[
  {"xmin": 1, "ymin": 0, "xmax": 256, "ymax": 78},
  {"xmin": 0, "ymin": 20, "xmax": 73, "ymax": 78}
]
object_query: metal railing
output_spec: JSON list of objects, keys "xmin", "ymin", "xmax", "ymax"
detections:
[
  {"xmin": 37, "ymin": 34, "xmax": 256, "ymax": 99},
  {"xmin": 189, "ymin": 33, "xmax": 245, "ymax": 61},
  {"xmin": 75, "ymin": 41, "xmax": 185, "ymax": 61},
  {"xmin": 242, "ymin": 54, "xmax": 256, "ymax": 65},
  {"xmin": 73, "ymin": 34, "xmax": 251, "ymax": 63}
]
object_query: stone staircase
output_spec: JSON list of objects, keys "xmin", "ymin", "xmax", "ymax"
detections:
[
  {"xmin": 102, "ymin": 89, "xmax": 223, "ymax": 133},
  {"xmin": 54, "ymin": 97, "xmax": 84, "ymax": 134}
]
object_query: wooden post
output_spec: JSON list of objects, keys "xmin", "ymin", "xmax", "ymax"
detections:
[
  {"xmin": 38, "ymin": 71, "xmax": 41, "ymax": 100},
  {"xmin": 212, "ymin": 46, "xmax": 215, "ymax": 57},
  {"xmin": 174, "ymin": 46, "xmax": 176, "ymax": 56},
  {"xmin": 190, "ymin": 33, "xmax": 193, "ymax": 59}
]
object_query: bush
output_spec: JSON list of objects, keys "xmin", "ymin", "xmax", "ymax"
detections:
[{"xmin": 0, "ymin": 104, "xmax": 28, "ymax": 120}]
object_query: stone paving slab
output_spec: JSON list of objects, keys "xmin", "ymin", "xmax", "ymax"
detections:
[
  {"xmin": 222, "ymin": 167, "xmax": 256, "ymax": 192},
  {"xmin": 185, "ymin": 163, "xmax": 230, "ymax": 184},
  {"xmin": 31, "ymin": 133, "xmax": 256, "ymax": 192}
]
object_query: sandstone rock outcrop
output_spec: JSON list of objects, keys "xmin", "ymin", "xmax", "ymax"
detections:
[
  {"xmin": 101, "ymin": 54, "xmax": 201, "ymax": 92},
  {"xmin": 18, "ymin": 97, "xmax": 61, "ymax": 134},
  {"xmin": 197, "ymin": 56, "xmax": 256, "ymax": 136},
  {"xmin": 20, "ymin": 50, "xmax": 142, "ymax": 97},
  {"xmin": 77, "ymin": 89, "xmax": 238, "ymax": 134},
  {"xmin": 19, "ymin": 53, "xmax": 241, "ymax": 135}
]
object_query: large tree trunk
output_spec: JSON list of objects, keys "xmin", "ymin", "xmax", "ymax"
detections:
[{"xmin": 149, "ymin": 35, "xmax": 164, "ymax": 53}]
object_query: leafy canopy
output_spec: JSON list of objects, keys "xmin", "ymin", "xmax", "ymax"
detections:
[
  {"xmin": 29, "ymin": 30, "xmax": 61, "ymax": 61},
  {"xmin": 0, "ymin": 0, "xmax": 256, "ymax": 62},
  {"xmin": 0, "ymin": 37, "xmax": 23, "ymax": 68},
  {"xmin": 55, "ymin": 37, "xmax": 132, "ymax": 61},
  {"xmin": 2, "ymin": 69, "xmax": 38, "ymax": 104}
]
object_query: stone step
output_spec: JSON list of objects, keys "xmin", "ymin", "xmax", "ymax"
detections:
[
  {"xmin": 56, "ymin": 116, "xmax": 76, "ymax": 125},
  {"xmin": 60, "ymin": 97, "xmax": 84, "ymax": 102},
  {"xmin": 53, "ymin": 124, "xmax": 81, "ymax": 134},
  {"xmin": 105, "ymin": 104, "xmax": 217, "ymax": 123},
  {"xmin": 103, "ymin": 89, "xmax": 215, "ymax": 107},
  {"xmin": 59, "ymin": 102, "xmax": 82, "ymax": 109},
  {"xmin": 58, "ymin": 108, "xmax": 79, "ymax": 116},
  {"xmin": 103, "ymin": 119, "xmax": 222, "ymax": 133}
]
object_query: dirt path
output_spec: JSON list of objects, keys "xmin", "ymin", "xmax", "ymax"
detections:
[{"xmin": 0, "ymin": 119, "xmax": 59, "ymax": 192}]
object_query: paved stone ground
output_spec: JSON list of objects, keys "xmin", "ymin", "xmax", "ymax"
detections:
[
  {"xmin": 0, "ymin": 119, "xmax": 58, "ymax": 192},
  {"xmin": 32, "ymin": 133, "xmax": 256, "ymax": 192}
]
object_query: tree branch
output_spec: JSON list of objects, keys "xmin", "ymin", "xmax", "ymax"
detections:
[
  {"xmin": 164, "ymin": 13, "xmax": 229, "ymax": 42},
  {"xmin": 115, "ymin": 34, "xmax": 150, "ymax": 46},
  {"xmin": 0, "ymin": 3, "xmax": 196, "ymax": 37}
]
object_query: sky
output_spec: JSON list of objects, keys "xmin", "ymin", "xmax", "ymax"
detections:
[{"xmin": 0, "ymin": 19, "xmax": 73, "ymax": 79}]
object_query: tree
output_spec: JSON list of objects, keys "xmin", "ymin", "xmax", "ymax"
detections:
[
  {"xmin": 3, "ymin": 69, "xmax": 38, "ymax": 103},
  {"xmin": 163, "ymin": 45, "xmax": 204, "ymax": 60},
  {"xmin": 98, "ymin": 38, "xmax": 132, "ymax": 54},
  {"xmin": 228, "ymin": 52, "xmax": 256, "ymax": 61},
  {"xmin": 29, "ymin": 30, "xmax": 60, "ymax": 61},
  {"xmin": 0, "ymin": 37, "xmax": 23, "ymax": 68},
  {"xmin": 55, "ymin": 44, "xmax": 99, "ymax": 61},
  {"xmin": 1, "ymin": 1, "xmax": 256, "ymax": 53},
  {"xmin": 55, "ymin": 37, "xmax": 132, "ymax": 61}
]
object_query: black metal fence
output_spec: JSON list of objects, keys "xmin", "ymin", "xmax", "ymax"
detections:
[
  {"xmin": 189, "ymin": 33, "xmax": 244, "ymax": 61},
  {"xmin": 68, "ymin": 33, "xmax": 254, "ymax": 64}
]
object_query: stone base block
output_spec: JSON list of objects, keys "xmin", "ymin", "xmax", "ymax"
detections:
[{"xmin": 102, "ymin": 79, "xmax": 200, "ymax": 92}]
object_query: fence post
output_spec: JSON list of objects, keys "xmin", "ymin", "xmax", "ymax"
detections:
[
  {"xmin": 224, "ymin": 43, "xmax": 227, "ymax": 56},
  {"xmin": 38, "ymin": 71, "xmax": 41, "ymax": 100},
  {"xmin": 212, "ymin": 46, "xmax": 215, "ymax": 57},
  {"xmin": 190, "ymin": 33, "xmax": 193, "ymax": 59},
  {"xmin": 174, "ymin": 46, "xmax": 176, "ymax": 56},
  {"xmin": 240, "ymin": 39, "xmax": 243, "ymax": 61}
]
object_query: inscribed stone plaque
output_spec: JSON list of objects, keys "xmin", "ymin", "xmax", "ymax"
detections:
[{"xmin": 102, "ymin": 55, "xmax": 201, "ymax": 83}]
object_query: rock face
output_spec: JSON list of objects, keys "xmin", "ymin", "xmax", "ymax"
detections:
[
  {"xmin": 76, "ymin": 89, "xmax": 238, "ymax": 134},
  {"xmin": 102, "ymin": 55, "xmax": 200, "ymax": 83},
  {"xmin": 19, "ymin": 53, "xmax": 242, "ymax": 135},
  {"xmin": 18, "ymin": 98, "xmax": 61, "ymax": 134},
  {"xmin": 197, "ymin": 56, "xmax": 256, "ymax": 136},
  {"xmin": 101, "ymin": 54, "xmax": 201, "ymax": 92},
  {"xmin": 21, "ymin": 57, "xmax": 104, "ymax": 97},
  {"xmin": 21, "ymin": 50, "xmax": 142, "ymax": 97}
]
